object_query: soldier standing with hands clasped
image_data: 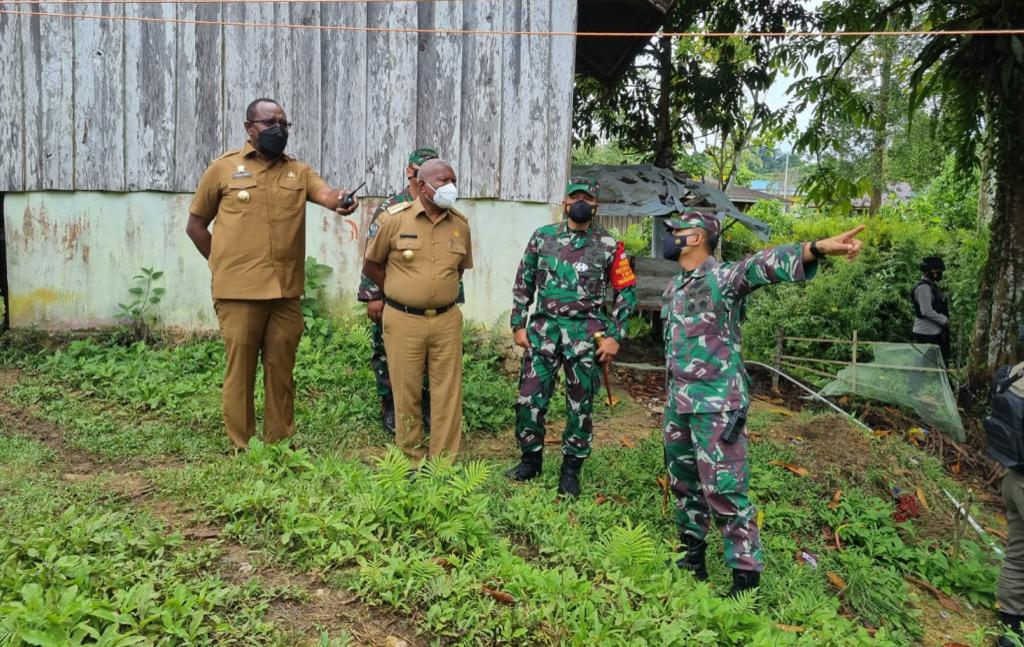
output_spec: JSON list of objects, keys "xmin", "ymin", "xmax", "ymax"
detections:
[
  {"xmin": 506, "ymin": 177, "xmax": 637, "ymax": 497},
  {"xmin": 660, "ymin": 211, "xmax": 865, "ymax": 595}
]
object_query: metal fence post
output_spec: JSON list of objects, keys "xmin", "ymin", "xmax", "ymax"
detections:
[
  {"xmin": 851, "ymin": 330, "xmax": 858, "ymax": 395},
  {"xmin": 773, "ymin": 328, "xmax": 784, "ymax": 393}
]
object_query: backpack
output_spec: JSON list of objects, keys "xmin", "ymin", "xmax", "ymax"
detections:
[{"xmin": 985, "ymin": 365, "xmax": 1024, "ymax": 471}]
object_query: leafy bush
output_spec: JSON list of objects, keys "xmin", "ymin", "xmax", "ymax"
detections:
[{"xmin": 739, "ymin": 207, "xmax": 985, "ymax": 367}]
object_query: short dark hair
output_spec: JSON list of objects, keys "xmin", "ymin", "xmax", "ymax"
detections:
[
  {"xmin": 705, "ymin": 234, "xmax": 720, "ymax": 253},
  {"xmin": 246, "ymin": 98, "xmax": 279, "ymax": 121}
]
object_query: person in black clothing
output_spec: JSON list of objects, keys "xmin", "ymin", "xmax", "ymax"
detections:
[{"xmin": 911, "ymin": 255, "xmax": 950, "ymax": 366}]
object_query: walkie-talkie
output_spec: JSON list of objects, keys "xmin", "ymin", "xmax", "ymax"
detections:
[
  {"xmin": 721, "ymin": 405, "xmax": 749, "ymax": 445},
  {"xmin": 340, "ymin": 181, "xmax": 366, "ymax": 209}
]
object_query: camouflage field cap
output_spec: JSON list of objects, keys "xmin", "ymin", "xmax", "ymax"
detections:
[
  {"xmin": 408, "ymin": 147, "xmax": 439, "ymax": 166},
  {"xmin": 565, "ymin": 176, "xmax": 600, "ymax": 198},
  {"xmin": 663, "ymin": 211, "xmax": 722, "ymax": 239}
]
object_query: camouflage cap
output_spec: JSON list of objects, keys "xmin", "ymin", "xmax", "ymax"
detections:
[
  {"xmin": 408, "ymin": 147, "xmax": 439, "ymax": 166},
  {"xmin": 663, "ymin": 211, "xmax": 722, "ymax": 239},
  {"xmin": 565, "ymin": 176, "xmax": 599, "ymax": 198}
]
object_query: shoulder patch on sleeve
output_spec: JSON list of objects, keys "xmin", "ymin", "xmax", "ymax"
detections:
[
  {"xmin": 367, "ymin": 221, "xmax": 380, "ymax": 239},
  {"xmin": 610, "ymin": 241, "xmax": 637, "ymax": 290},
  {"xmin": 386, "ymin": 201, "xmax": 413, "ymax": 215}
]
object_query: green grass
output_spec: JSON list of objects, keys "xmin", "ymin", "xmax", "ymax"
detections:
[
  {"xmin": 0, "ymin": 434, "xmax": 288, "ymax": 646},
  {"xmin": 0, "ymin": 318, "xmax": 1006, "ymax": 645}
]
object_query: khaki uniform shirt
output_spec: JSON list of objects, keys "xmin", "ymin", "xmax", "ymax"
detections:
[
  {"xmin": 189, "ymin": 142, "xmax": 329, "ymax": 300},
  {"xmin": 364, "ymin": 198, "xmax": 473, "ymax": 309}
]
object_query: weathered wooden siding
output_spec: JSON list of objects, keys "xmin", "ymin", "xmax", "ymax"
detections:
[{"xmin": 1, "ymin": 1, "xmax": 578, "ymax": 202}]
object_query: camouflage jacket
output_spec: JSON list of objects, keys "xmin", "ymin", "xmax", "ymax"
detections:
[
  {"xmin": 511, "ymin": 221, "xmax": 638, "ymax": 342},
  {"xmin": 357, "ymin": 189, "xmax": 413, "ymax": 302},
  {"xmin": 661, "ymin": 243, "xmax": 816, "ymax": 414}
]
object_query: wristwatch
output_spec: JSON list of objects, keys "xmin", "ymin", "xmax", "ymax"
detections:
[{"xmin": 809, "ymin": 239, "xmax": 826, "ymax": 260}]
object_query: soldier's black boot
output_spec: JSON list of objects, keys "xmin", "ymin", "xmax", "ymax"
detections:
[
  {"xmin": 997, "ymin": 611, "xmax": 1023, "ymax": 647},
  {"xmin": 557, "ymin": 455, "xmax": 585, "ymax": 498},
  {"xmin": 506, "ymin": 451, "xmax": 543, "ymax": 481},
  {"xmin": 728, "ymin": 569, "xmax": 761, "ymax": 597},
  {"xmin": 674, "ymin": 534, "xmax": 709, "ymax": 581},
  {"xmin": 381, "ymin": 396, "xmax": 396, "ymax": 435}
]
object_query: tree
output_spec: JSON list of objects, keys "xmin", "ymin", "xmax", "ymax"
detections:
[
  {"xmin": 573, "ymin": 0, "xmax": 810, "ymax": 185},
  {"xmin": 796, "ymin": 0, "xmax": 1024, "ymax": 370}
]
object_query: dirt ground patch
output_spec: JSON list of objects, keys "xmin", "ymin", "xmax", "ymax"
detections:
[
  {"xmin": 909, "ymin": 579, "xmax": 993, "ymax": 647},
  {"xmin": 758, "ymin": 410, "xmax": 873, "ymax": 481}
]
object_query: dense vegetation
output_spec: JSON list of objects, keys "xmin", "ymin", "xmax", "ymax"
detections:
[{"xmin": 0, "ymin": 317, "xmax": 1006, "ymax": 645}]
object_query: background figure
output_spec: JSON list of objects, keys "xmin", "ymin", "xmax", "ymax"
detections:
[
  {"xmin": 996, "ymin": 362, "xmax": 1024, "ymax": 647},
  {"xmin": 358, "ymin": 147, "xmax": 439, "ymax": 434},
  {"xmin": 185, "ymin": 98, "xmax": 357, "ymax": 449},
  {"xmin": 506, "ymin": 177, "xmax": 637, "ymax": 497},
  {"xmin": 363, "ymin": 159, "xmax": 472, "ymax": 463},
  {"xmin": 911, "ymin": 255, "xmax": 951, "ymax": 366}
]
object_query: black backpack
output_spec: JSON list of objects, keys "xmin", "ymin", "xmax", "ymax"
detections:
[{"xmin": 985, "ymin": 365, "xmax": 1024, "ymax": 471}]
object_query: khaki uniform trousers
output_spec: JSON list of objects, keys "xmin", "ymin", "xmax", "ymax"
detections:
[
  {"xmin": 214, "ymin": 298, "xmax": 304, "ymax": 449},
  {"xmin": 999, "ymin": 469, "xmax": 1024, "ymax": 616},
  {"xmin": 382, "ymin": 305, "xmax": 463, "ymax": 463}
]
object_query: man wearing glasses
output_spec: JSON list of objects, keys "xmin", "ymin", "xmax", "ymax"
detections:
[{"xmin": 186, "ymin": 97, "xmax": 358, "ymax": 450}]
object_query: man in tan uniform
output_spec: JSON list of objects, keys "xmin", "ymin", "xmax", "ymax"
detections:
[
  {"xmin": 363, "ymin": 159, "xmax": 472, "ymax": 462},
  {"xmin": 185, "ymin": 97, "xmax": 358, "ymax": 449}
]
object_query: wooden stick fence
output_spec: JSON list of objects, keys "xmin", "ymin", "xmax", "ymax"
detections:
[{"xmin": 771, "ymin": 329, "xmax": 947, "ymax": 394}]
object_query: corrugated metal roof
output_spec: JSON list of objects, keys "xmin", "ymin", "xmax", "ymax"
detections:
[{"xmin": 571, "ymin": 164, "xmax": 771, "ymax": 240}]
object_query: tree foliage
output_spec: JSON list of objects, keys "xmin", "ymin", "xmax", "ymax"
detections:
[
  {"xmin": 573, "ymin": 0, "xmax": 811, "ymax": 183},
  {"xmin": 791, "ymin": 0, "xmax": 1024, "ymax": 370}
]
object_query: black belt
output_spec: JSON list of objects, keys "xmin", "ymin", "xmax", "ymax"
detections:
[{"xmin": 384, "ymin": 297, "xmax": 456, "ymax": 317}]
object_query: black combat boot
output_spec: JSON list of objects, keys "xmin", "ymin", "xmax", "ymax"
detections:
[
  {"xmin": 997, "ymin": 611, "xmax": 1023, "ymax": 647},
  {"xmin": 728, "ymin": 569, "xmax": 760, "ymax": 597},
  {"xmin": 674, "ymin": 534, "xmax": 709, "ymax": 581},
  {"xmin": 381, "ymin": 396, "xmax": 396, "ymax": 435},
  {"xmin": 506, "ymin": 451, "xmax": 543, "ymax": 481},
  {"xmin": 557, "ymin": 455, "xmax": 585, "ymax": 498}
]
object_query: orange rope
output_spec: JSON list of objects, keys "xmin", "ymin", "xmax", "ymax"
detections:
[{"xmin": 1, "ymin": 7, "xmax": 1022, "ymax": 38}]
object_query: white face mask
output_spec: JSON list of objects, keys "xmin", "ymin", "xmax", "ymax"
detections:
[{"xmin": 427, "ymin": 181, "xmax": 458, "ymax": 209}]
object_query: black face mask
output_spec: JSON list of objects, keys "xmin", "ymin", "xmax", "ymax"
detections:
[
  {"xmin": 567, "ymin": 201, "xmax": 595, "ymax": 224},
  {"xmin": 930, "ymin": 270, "xmax": 944, "ymax": 282},
  {"xmin": 662, "ymin": 234, "xmax": 690, "ymax": 262},
  {"xmin": 257, "ymin": 125, "xmax": 288, "ymax": 157}
]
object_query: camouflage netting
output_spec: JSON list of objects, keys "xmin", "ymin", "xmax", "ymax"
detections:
[{"xmin": 821, "ymin": 342, "xmax": 965, "ymax": 442}]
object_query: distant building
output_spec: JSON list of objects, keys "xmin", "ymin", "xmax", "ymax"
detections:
[
  {"xmin": 703, "ymin": 179, "xmax": 794, "ymax": 212},
  {"xmin": 850, "ymin": 182, "xmax": 914, "ymax": 212}
]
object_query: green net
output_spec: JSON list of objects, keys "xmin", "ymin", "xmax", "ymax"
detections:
[{"xmin": 820, "ymin": 342, "xmax": 965, "ymax": 442}]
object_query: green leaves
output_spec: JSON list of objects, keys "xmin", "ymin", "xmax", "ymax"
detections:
[
  {"xmin": 0, "ymin": 507, "xmax": 278, "ymax": 646},
  {"xmin": 116, "ymin": 266, "xmax": 166, "ymax": 340}
]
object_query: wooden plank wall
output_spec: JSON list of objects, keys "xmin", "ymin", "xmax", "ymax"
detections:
[{"xmin": 0, "ymin": 0, "xmax": 578, "ymax": 202}]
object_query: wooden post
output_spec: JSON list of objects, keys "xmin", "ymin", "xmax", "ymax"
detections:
[
  {"xmin": 851, "ymin": 330, "xmax": 858, "ymax": 394},
  {"xmin": 773, "ymin": 328, "xmax": 784, "ymax": 393}
]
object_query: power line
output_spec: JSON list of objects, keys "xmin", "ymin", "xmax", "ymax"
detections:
[{"xmin": 1, "ymin": 7, "xmax": 1023, "ymax": 38}]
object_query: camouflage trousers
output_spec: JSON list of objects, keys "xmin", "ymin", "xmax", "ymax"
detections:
[
  {"xmin": 515, "ymin": 317, "xmax": 602, "ymax": 459},
  {"xmin": 371, "ymin": 320, "xmax": 430, "ymax": 407},
  {"xmin": 663, "ymin": 406, "xmax": 764, "ymax": 571}
]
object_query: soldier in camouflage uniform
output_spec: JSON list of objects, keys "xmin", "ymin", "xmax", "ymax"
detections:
[
  {"xmin": 507, "ymin": 177, "xmax": 638, "ymax": 497},
  {"xmin": 358, "ymin": 148, "xmax": 439, "ymax": 433},
  {"xmin": 660, "ymin": 211, "xmax": 865, "ymax": 595}
]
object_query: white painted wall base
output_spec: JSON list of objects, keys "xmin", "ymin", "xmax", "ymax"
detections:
[{"xmin": 3, "ymin": 192, "xmax": 559, "ymax": 330}]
